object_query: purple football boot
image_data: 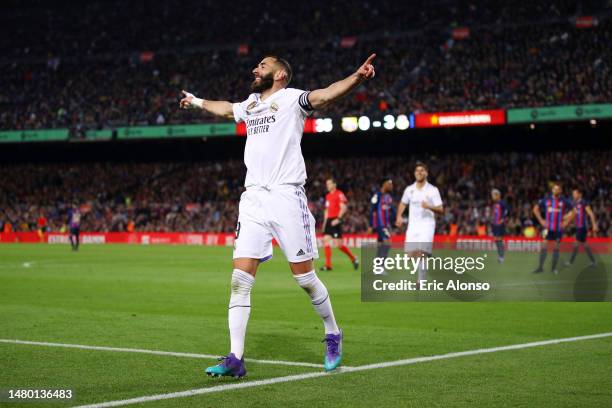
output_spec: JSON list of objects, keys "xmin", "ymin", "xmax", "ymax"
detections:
[
  {"xmin": 323, "ymin": 331, "xmax": 343, "ymax": 371},
  {"xmin": 205, "ymin": 353, "xmax": 246, "ymax": 378}
]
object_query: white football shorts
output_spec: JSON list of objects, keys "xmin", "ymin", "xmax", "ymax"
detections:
[
  {"xmin": 233, "ymin": 185, "xmax": 318, "ymax": 263},
  {"xmin": 404, "ymin": 224, "xmax": 435, "ymax": 254}
]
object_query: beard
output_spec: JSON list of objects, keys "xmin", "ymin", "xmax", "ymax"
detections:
[{"xmin": 251, "ymin": 72, "xmax": 274, "ymax": 92}]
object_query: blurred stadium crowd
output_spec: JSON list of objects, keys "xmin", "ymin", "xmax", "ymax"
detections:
[
  {"xmin": 1, "ymin": 151, "xmax": 609, "ymax": 237},
  {"xmin": 1, "ymin": 0, "xmax": 611, "ymax": 130}
]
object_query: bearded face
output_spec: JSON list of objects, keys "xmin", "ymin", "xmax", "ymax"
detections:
[{"xmin": 251, "ymin": 71, "xmax": 274, "ymax": 92}]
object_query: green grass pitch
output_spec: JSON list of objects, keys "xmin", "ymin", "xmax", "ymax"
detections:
[{"xmin": 1, "ymin": 244, "xmax": 611, "ymax": 407}]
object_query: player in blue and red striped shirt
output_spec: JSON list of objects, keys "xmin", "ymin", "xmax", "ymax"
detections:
[
  {"xmin": 565, "ymin": 188, "xmax": 598, "ymax": 266},
  {"xmin": 490, "ymin": 189, "xmax": 509, "ymax": 263},
  {"xmin": 532, "ymin": 183, "xmax": 573, "ymax": 274},
  {"xmin": 67, "ymin": 204, "xmax": 82, "ymax": 251},
  {"xmin": 370, "ymin": 178, "xmax": 395, "ymax": 258}
]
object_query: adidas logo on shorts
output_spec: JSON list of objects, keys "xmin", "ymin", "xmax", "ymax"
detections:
[{"xmin": 296, "ymin": 249, "xmax": 305, "ymax": 256}]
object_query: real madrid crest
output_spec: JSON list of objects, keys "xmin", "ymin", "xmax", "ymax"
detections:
[
  {"xmin": 270, "ymin": 102, "xmax": 279, "ymax": 112},
  {"xmin": 246, "ymin": 101, "xmax": 258, "ymax": 114}
]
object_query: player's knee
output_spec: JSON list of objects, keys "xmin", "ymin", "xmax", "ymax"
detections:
[
  {"xmin": 289, "ymin": 259, "xmax": 314, "ymax": 275},
  {"xmin": 233, "ymin": 258, "xmax": 258, "ymax": 275}
]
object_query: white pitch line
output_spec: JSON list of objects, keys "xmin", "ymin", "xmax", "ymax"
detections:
[
  {"xmin": 70, "ymin": 331, "xmax": 612, "ymax": 408},
  {"xmin": 73, "ymin": 371, "xmax": 330, "ymax": 408},
  {"xmin": 342, "ymin": 331, "xmax": 612, "ymax": 372},
  {"xmin": 0, "ymin": 339, "xmax": 325, "ymax": 368}
]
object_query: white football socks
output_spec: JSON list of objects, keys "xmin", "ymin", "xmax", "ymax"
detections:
[
  {"xmin": 294, "ymin": 270, "xmax": 339, "ymax": 335},
  {"xmin": 228, "ymin": 269, "xmax": 255, "ymax": 359}
]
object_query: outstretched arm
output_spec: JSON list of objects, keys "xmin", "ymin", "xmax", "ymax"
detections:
[
  {"xmin": 179, "ymin": 90, "xmax": 234, "ymax": 119},
  {"xmin": 307, "ymin": 54, "xmax": 376, "ymax": 110}
]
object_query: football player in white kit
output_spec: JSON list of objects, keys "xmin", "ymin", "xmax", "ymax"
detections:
[
  {"xmin": 180, "ymin": 54, "xmax": 376, "ymax": 376},
  {"xmin": 395, "ymin": 162, "xmax": 444, "ymax": 282}
]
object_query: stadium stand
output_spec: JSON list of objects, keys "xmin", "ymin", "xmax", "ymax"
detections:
[
  {"xmin": 1, "ymin": 1, "xmax": 609, "ymax": 238},
  {"xmin": 1, "ymin": 151, "xmax": 609, "ymax": 236},
  {"xmin": 1, "ymin": 1, "xmax": 611, "ymax": 130}
]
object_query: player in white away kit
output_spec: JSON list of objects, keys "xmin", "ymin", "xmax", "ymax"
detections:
[
  {"xmin": 395, "ymin": 162, "xmax": 444, "ymax": 282},
  {"xmin": 180, "ymin": 54, "xmax": 376, "ymax": 377}
]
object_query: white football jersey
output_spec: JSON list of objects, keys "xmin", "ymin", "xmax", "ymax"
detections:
[
  {"xmin": 233, "ymin": 88, "xmax": 313, "ymax": 188},
  {"xmin": 400, "ymin": 181, "xmax": 443, "ymax": 229}
]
